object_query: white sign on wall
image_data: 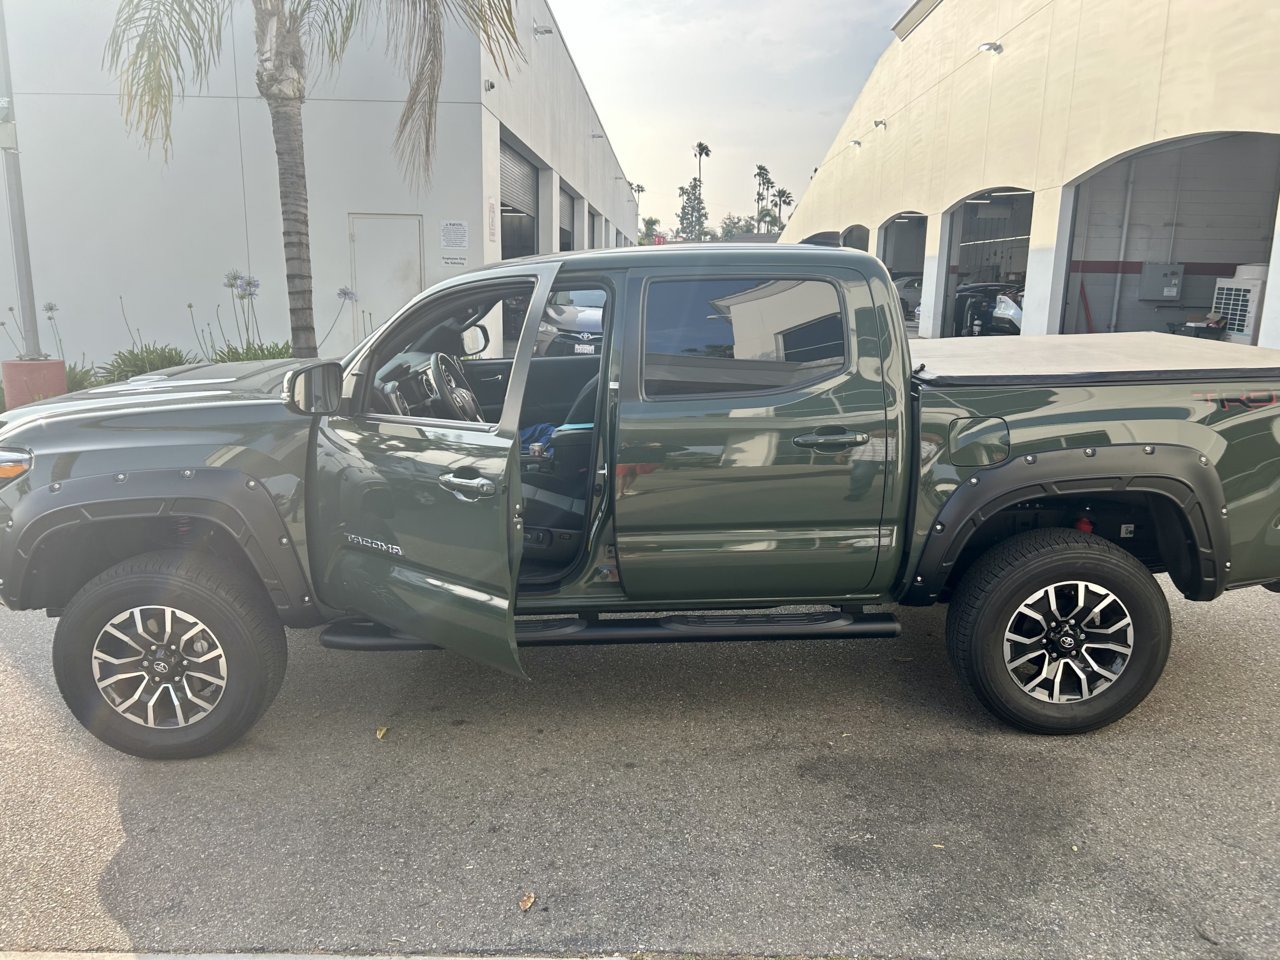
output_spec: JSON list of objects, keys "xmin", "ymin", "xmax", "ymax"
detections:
[
  {"xmin": 440, "ymin": 220, "xmax": 469, "ymax": 249},
  {"xmin": 487, "ymin": 197, "xmax": 498, "ymax": 242}
]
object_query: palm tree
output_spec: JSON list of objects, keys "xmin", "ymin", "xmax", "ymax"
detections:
[
  {"xmin": 753, "ymin": 164, "xmax": 773, "ymax": 232},
  {"xmin": 105, "ymin": 0, "xmax": 520, "ymax": 358},
  {"xmin": 773, "ymin": 186, "xmax": 794, "ymax": 225},
  {"xmin": 693, "ymin": 141, "xmax": 711, "ymax": 182},
  {"xmin": 633, "ymin": 182, "xmax": 646, "ymax": 199}
]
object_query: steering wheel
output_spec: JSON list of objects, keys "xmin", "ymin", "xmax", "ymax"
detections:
[{"xmin": 427, "ymin": 352, "xmax": 485, "ymax": 422}]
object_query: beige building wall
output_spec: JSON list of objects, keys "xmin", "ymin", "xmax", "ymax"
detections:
[{"xmin": 783, "ymin": 0, "xmax": 1280, "ymax": 345}]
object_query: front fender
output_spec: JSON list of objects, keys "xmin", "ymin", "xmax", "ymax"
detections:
[
  {"xmin": 901, "ymin": 444, "xmax": 1228, "ymax": 605},
  {"xmin": 0, "ymin": 466, "xmax": 319, "ymax": 624}
]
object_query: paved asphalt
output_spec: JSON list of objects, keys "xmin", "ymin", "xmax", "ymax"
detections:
[{"xmin": 1, "ymin": 581, "xmax": 1276, "ymax": 960}]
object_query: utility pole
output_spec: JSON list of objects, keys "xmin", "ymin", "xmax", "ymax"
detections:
[{"xmin": 0, "ymin": 0, "xmax": 41, "ymax": 358}]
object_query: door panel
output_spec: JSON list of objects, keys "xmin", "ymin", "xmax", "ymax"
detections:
[
  {"xmin": 309, "ymin": 262, "xmax": 561, "ymax": 675},
  {"xmin": 614, "ymin": 267, "xmax": 891, "ymax": 601},
  {"xmin": 310, "ymin": 419, "xmax": 522, "ymax": 673},
  {"xmin": 465, "ymin": 355, "xmax": 599, "ymax": 426}
]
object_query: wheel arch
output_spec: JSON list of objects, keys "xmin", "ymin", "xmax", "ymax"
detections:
[
  {"xmin": 904, "ymin": 445, "xmax": 1227, "ymax": 605},
  {"xmin": 2, "ymin": 468, "xmax": 324, "ymax": 626}
]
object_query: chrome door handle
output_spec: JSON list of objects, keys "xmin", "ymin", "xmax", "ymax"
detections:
[
  {"xmin": 439, "ymin": 473, "xmax": 496, "ymax": 499},
  {"xmin": 478, "ymin": 374, "xmax": 504, "ymax": 382},
  {"xmin": 792, "ymin": 431, "xmax": 871, "ymax": 451}
]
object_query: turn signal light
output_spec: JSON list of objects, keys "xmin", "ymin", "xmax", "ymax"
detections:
[{"xmin": 0, "ymin": 449, "xmax": 32, "ymax": 484}]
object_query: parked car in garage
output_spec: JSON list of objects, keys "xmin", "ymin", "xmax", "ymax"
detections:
[{"xmin": 894, "ymin": 274, "xmax": 923, "ymax": 316}]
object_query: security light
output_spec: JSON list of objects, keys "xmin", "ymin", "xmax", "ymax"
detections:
[
  {"xmin": 978, "ymin": 41, "xmax": 1003, "ymax": 54},
  {"xmin": 848, "ymin": 139, "xmax": 862, "ymax": 147},
  {"xmin": 874, "ymin": 119, "xmax": 886, "ymax": 128},
  {"xmin": 533, "ymin": 24, "xmax": 554, "ymax": 36}
]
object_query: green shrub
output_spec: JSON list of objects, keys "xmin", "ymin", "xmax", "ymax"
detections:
[
  {"xmin": 65, "ymin": 362, "xmax": 101, "ymax": 392},
  {"xmin": 97, "ymin": 342, "xmax": 196, "ymax": 384},
  {"xmin": 211, "ymin": 341, "xmax": 293, "ymax": 362}
]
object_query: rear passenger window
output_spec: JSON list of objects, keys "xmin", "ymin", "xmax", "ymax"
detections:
[{"xmin": 642, "ymin": 278, "xmax": 847, "ymax": 398}]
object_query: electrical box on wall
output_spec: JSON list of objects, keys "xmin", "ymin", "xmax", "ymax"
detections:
[{"xmin": 1139, "ymin": 263, "xmax": 1184, "ymax": 301}]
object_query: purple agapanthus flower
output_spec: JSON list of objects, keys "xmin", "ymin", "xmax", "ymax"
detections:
[
  {"xmin": 337, "ymin": 286, "xmax": 358, "ymax": 302},
  {"xmin": 41, "ymin": 301, "xmax": 58, "ymax": 314},
  {"xmin": 235, "ymin": 275, "xmax": 260, "ymax": 300}
]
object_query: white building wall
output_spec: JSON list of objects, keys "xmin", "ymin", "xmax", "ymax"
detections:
[
  {"xmin": 785, "ymin": 0, "xmax": 1280, "ymax": 342},
  {"xmin": 0, "ymin": 0, "xmax": 634, "ymax": 364}
]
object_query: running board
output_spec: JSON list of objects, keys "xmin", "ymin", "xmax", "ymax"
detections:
[{"xmin": 320, "ymin": 611, "xmax": 900, "ymax": 652}]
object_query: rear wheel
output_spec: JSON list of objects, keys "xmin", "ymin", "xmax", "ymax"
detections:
[
  {"xmin": 53, "ymin": 550, "xmax": 287, "ymax": 759},
  {"xmin": 946, "ymin": 529, "xmax": 1170, "ymax": 734}
]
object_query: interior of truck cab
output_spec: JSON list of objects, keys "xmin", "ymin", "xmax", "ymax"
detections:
[{"xmin": 356, "ymin": 277, "xmax": 608, "ymax": 588}]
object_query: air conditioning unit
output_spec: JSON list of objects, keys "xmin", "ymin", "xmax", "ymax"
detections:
[{"xmin": 1211, "ymin": 265, "xmax": 1268, "ymax": 344}]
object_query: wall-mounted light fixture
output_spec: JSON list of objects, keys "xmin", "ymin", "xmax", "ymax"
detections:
[
  {"xmin": 965, "ymin": 198, "xmax": 991, "ymax": 204},
  {"xmin": 989, "ymin": 189, "xmax": 1032, "ymax": 196},
  {"xmin": 533, "ymin": 24, "xmax": 554, "ymax": 37},
  {"xmin": 873, "ymin": 119, "xmax": 886, "ymax": 128},
  {"xmin": 978, "ymin": 41, "xmax": 1003, "ymax": 54},
  {"xmin": 848, "ymin": 139, "xmax": 862, "ymax": 147},
  {"xmin": 483, "ymin": 79, "xmax": 496, "ymax": 92}
]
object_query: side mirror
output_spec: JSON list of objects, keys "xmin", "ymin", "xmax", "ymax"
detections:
[
  {"xmin": 283, "ymin": 361, "xmax": 343, "ymax": 416},
  {"xmin": 460, "ymin": 323, "xmax": 491, "ymax": 357}
]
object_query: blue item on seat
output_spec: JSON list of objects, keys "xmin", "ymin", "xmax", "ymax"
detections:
[{"xmin": 520, "ymin": 422, "xmax": 558, "ymax": 454}]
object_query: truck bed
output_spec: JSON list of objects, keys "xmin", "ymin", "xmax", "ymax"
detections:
[{"xmin": 909, "ymin": 332, "xmax": 1280, "ymax": 386}]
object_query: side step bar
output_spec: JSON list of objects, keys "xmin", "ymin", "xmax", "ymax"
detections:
[{"xmin": 320, "ymin": 610, "xmax": 900, "ymax": 652}]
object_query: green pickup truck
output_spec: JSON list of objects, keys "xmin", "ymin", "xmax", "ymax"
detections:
[{"xmin": 1, "ymin": 244, "xmax": 1277, "ymax": 758}]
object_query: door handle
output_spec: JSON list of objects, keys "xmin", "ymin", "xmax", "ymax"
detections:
[
  {"xmin": 439, "ymin": 472, "xmax": 496, "ymax": 499},
  {"xmin": 478, "ymin": 374, "xmax": 504, "ymax": 382},
  {"xmin": 792, "ymin": 431, "xmax": 871, "ymax": 451}
]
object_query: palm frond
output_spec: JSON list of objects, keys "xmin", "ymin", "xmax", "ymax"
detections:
[
  {"xmin": 381, "ymin": 0, "xmax": 521, "ymax": 185},
  {"xmin": 104, "ymin": 0, "xmax": 232, "ymax": 155},
  {"xmin": 288, "ymin": 0, "xmax": 359, "ymax": 72}
]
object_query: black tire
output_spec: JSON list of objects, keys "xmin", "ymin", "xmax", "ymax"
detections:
[
  {"xmin": 946, "ymin": 529, "xmax": 1170, "ymax": 734},
  {"xmin": 53, "ymin": 549, "xmax": 287, "ymax": 759}
]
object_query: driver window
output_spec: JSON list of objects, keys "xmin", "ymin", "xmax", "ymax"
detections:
[{"xmin": 358, "ymin": 279, "xmax": 534, "ymax": 424}]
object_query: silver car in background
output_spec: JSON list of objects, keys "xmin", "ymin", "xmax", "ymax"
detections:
[{"xmin": 534, "ymin": 289, "xmax": 606, "ymax": 356}]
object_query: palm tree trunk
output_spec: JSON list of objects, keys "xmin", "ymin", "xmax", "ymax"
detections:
[{"xmin": 265, "ymin": 95, "xmax": 317, "ymax": 358}]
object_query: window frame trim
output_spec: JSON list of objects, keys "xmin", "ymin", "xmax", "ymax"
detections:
[{"xmin": 637, "ymin": 272, "xmax": 854, "ymax": 403}]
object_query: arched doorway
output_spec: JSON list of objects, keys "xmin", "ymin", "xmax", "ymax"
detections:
[
  {"xmin": 878, "ymin": 211, "xmax": 927, "ymax": 328},
  {"xmin": 1062, "ymin": 132, "xmax": 1280, "ymax": 343},
  {"xmin": 840, "ymin": 224, "xmax": 870, "ymax": 251},
  {"xmin": 942, "ymin": 186, "xmax": 1035, "ymax": 336}
]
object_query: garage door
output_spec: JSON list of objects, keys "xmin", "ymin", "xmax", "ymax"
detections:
[{"xmin": 500, "ymin": 142, "xmax": 537, "ymax": 216}]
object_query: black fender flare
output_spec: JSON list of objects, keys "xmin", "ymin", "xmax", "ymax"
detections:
[
  {"xmin": 902, "ymin": 444, "xmax": 1228, "ymax": 605},
  {"xmin": 0, "ymin": 467, "xmax": 321, "ymax": 625}
]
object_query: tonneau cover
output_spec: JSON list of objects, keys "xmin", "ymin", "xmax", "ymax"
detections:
[{"xmin": 910, "ymin": 332, "xmax": 1280, "ymax": 386}]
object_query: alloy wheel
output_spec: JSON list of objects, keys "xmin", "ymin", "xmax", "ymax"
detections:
[
  {"xmin": 91, "ymin": 605, "xmax": 228, "ymax": 728},
  {"xmin": 1003, "ymin": 581, "xmax": 1135, "ymax": 703}
]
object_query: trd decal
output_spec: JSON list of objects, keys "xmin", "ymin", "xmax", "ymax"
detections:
[
  {"xmin": 346, "ymin": 534, "xmax": 403, "ymax": 556},
  {"xmin": 1193, "ymin": 390, "xmax": 1279, "ymax": 412}
]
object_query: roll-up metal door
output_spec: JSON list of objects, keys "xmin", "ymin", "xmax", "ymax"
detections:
[
  {"xmin": 559, "ymin": 189, "xmax": 574, "ymax": 231},
  {"xmin": 500, "ymin": 142, "xmax": 537, "ymax": 215}
]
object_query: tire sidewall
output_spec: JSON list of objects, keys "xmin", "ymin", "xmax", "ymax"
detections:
[
  {"xmin": 53, "ymin": 568, "xmax": 272, "ymax": 759},
  {"xmin": 966, "ymin": 544, "xmax": 1171, "ymax": 733}
]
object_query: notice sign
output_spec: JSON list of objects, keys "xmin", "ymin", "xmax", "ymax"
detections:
[
  {"xmin": 441, "ymin": 220, "xmax": 469, "ymax": 249},
  {"xmin": 441, "ymin": 255, "xmax": 467, "ymax": 268}
]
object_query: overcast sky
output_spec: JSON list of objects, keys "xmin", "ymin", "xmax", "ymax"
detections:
[{"xmin": 549, "ymin": 0, "xmax": 906, "ymax": 230}]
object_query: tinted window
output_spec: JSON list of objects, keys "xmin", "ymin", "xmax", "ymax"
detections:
[{"xmin": 643, "ymin": 278, "xmax": 846, "ymax": 397}]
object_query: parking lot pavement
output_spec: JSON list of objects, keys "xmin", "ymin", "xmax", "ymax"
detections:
[{"xmin": 1, "ymin": 582, "xmax": 1276, "ymax": 960}]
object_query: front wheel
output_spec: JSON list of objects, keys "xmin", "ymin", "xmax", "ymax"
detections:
[
  {"xmin": 53, "ymin": 550, "xmax": 287, "ymax": 759},
  {"xmin": 946, "ymin": 529, "xmax": 1171, "ymax": 734}
]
